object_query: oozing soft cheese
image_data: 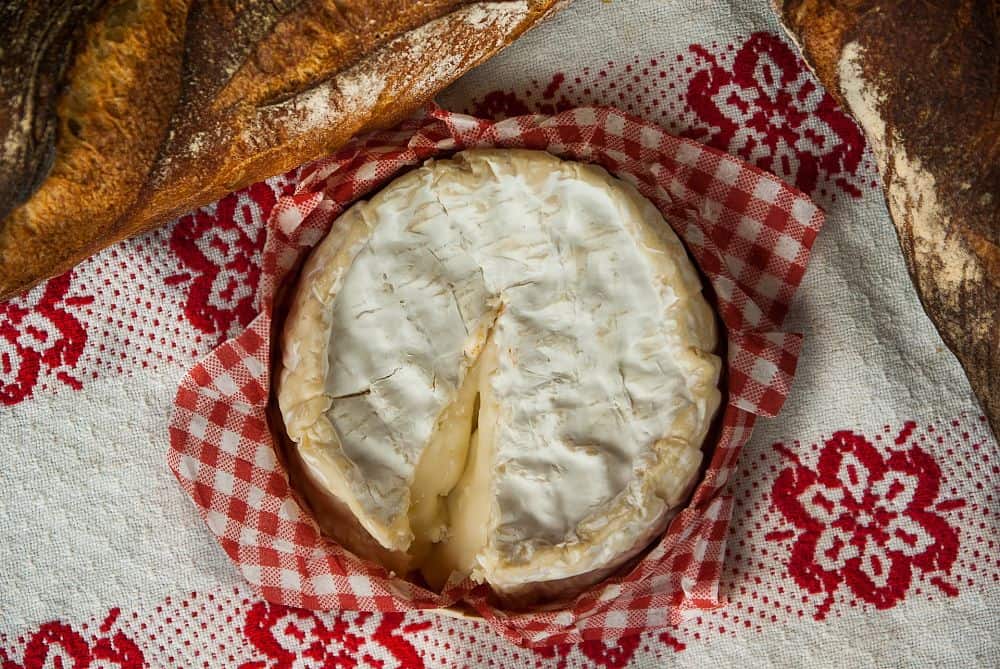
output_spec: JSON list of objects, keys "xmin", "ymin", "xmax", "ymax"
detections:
[{"xmin": 278, "ymin": 149, "xmax": 721, "ymax": 596}]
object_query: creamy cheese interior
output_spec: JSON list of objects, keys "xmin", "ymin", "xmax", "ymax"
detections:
[{"xmin": 278, "ymin": 149, "xmax": 721, "ymax": 596}]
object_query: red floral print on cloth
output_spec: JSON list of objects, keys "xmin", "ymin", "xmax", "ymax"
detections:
[
  {"xmin": 0, "ymin": 609, "xmax": 145, "ymax": 669},
  {"xmin": 238, "ymin": 602, "xmax": 430, "ymax": 669},
  {"xmin": 166, "ymin": 179, "xmax": 294, "ymax": 343},
  {"xmin": 0, "ymin": 270, "xmax": 94, "ymax": 405},
  {"xmin": 469, "ymin": 72, "xmax": 576, "ymax": 119},
  {"xmin": 532, "ymin": 634, "xmax": 664, "ymax": 669},
  {"xmin": 767, "ymin": 423, "xmax": 962, "ymax": 619},
  {"xmin": 530, "ymin": 630, "xmax": 685, "ymax": 668},
  {"xmin": 460, "ymin": 32, "xmax": 868, "ymax": 201},
  {"xmin": 684, "ymin": 32, "xmax": 866, "ymax": 197}
]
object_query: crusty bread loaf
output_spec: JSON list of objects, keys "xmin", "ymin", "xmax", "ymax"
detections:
[
  {"xmin": 0, "ymin": 0, "xmax": 562, "ymax": 300},
  {"xmin": 774, "ymin": 0, "xmax": 999, "ymax": 436}
]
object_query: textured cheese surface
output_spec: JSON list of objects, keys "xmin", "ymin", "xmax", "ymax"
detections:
[{"xmin": 278, "ymin": 149, "xmax": 721, "ymax": 594}]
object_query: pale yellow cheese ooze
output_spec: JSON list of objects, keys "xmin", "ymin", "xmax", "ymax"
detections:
[
  {"xmin": 406, "ymin": 343, "xmax": 484, "ymax": 571},
  {"xmin": 278, "ymin": 149, "xmax": 721, "ymax": 601},
  {"xmin": 417, "ymin": 338, "xmax": 495, "ymax": 590}
]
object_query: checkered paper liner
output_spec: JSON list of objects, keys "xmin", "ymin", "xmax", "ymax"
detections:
[{"xmin": 168, "ymin": 105, "xmax": 823, "ymax": 647}]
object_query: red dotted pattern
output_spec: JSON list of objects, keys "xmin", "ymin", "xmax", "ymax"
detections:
[
  {"xmin": 708, "ymin": 414, "xmax": 998, "ymax": 634},
  {"xmin": 0, "ymin": 416, "xmax": 1000, "ymax": 669},
  {"xmin": 1, "ymin": 417, "xmax": 993, "ymax": 667},
  {"xmin": 0, "ymin": 172, "xmax": 299, "ymax": 407},
  {"xmin": 460, "ymin": 32, "xmax": 875, "ymax": 204}
]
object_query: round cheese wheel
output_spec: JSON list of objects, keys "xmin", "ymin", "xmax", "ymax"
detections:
[{"xmin": 278, "ymin": 149, "xmax": 721, "ymax": 602}]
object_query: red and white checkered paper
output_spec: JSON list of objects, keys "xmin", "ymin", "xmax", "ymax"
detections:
[{"xmin": 167, "ymin": 105, "xmax": 823, "ymax": 647}]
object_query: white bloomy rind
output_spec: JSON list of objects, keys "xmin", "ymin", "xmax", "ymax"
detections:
[{"xmin": 278, "ymin": 149, "xmax": 721, "ymax": 595}]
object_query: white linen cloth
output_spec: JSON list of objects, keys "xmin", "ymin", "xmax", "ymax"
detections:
[{"xmin": 1, "ymin": 1, "xmax": 996, "ymax": 666}]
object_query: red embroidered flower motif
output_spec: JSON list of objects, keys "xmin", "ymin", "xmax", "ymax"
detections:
[
  {"xmin": 768, "ymin": 425, "xmax": 962, "ymax": 619},
  {"xmin": 167, "ymin": 179, "xmax": 293, "ymax": 342},
  {"xmin": 0, "ymin": 610, "xmax": 145, "ymax": 669},
  {"xmin": 532, "ymin": 631, "xmax": 687, "ymax": 668},
  {"xmin": 0, "ymin": 270, "xmax": 94, "ymax": 405},
  {"xmin": 469, "ymin": 72, "xmax": 575, "ymax": 119},
  {"xmin": 238, "ymin": 602, "xmax": 428, "ymax": 669},
  {"xmin": 685, "ymin": 32, "xmax": 866, "ymax": 198}
]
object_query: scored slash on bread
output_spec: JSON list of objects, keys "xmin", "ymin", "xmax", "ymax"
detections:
[
  {"xmin": 0, "ymin": 0, "xmax": 563, "ymax": 300},
  {"xmin": 774, "ymin": 0, "xmax": 999, "ymax": 436}
]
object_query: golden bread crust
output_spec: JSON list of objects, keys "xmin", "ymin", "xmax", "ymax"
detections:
[
  {"xmin": 775, "ymin": 0, "xmax": 999, "ymax": 435},
  {"xmin": 0, "ymin": 0, "xmax": 562, "ymax": 299}
]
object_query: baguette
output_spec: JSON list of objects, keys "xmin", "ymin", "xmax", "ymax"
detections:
[
  {"xmin": 774, "ymin": 0, "xmax": 999, "ymax": 436},
  {"xmin": 0, "ymin": 0, "xmax": 562, "ymax": 299}
]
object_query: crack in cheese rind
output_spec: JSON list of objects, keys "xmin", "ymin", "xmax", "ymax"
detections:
[
  {"xmin": 277, "ymin": 203, "xmax": 417, "ymax": 550},
  {"xmin": 279, "ymin": 149, "xmax": 721, "ymax": 592}
]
